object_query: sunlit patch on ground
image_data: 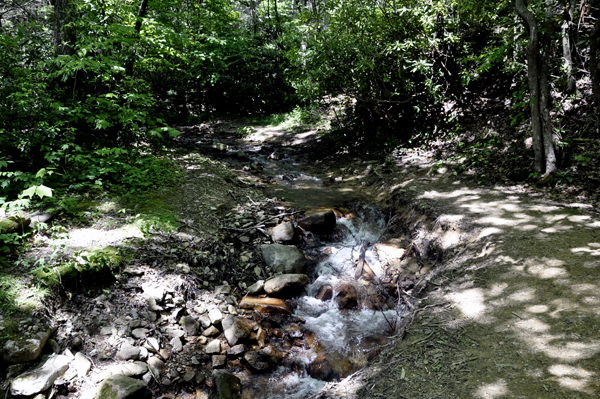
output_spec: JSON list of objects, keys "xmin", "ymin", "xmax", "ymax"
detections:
[{"xmin": 474, "ymin": 379, "xmax": 509, "ymax": 398}]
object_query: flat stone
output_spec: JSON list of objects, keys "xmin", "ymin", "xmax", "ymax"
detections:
[
  {"xmin": 163, "ymin": 327, "xmax": 185, "ymax": 339},
  {"xmin": 170, "ymin": 337, "xmax": 183, "ymax": 353},
  {"xmin": 95, "ymin": 375, "xmax": 146, "ymax": 399},
  {"xmin": 92, "ymin": 362, "xmax": 148, "ymax": 383},
  {"xmin": 239, "ymin": 297, "xmax": 291, "ymax": 315},
  {"xmin": 145, "ymin": 337, "xmax": 160, "ymax": 352},
  {"xmin": 243, "ymin": 347, "xmax": 282, "ymax": 372},
  {"xmin": 264, "ymin": 274, "xmax": 309, "ymax": 297},
  {"xmin": 183, "ymin": 370, "xmax": 196, "ymax": 382},
  {"xmin": 205, "ymin": 339, "xmax": 221, "ymax": 355},
  {"xmin": 215, "ymin": 284, "xmax": 231, "ymax": 295},
  {"xmin": 212, "ymin": 355, "xmax": 227, "ymax": 368},
  {"xmin": 116, "ymin": 342, "xmax": 140, "ymax": 361},
  {"xmin": 227, "ymin": 344, "xmax": 246, "ymax": 358},
  {"xmin": 131, "ymin": 328, "xmax": 149, "ymax": 339},
  {"xmin": 73, "ymin": 352, "xmax": 92, "ymax": 377},
  {"xmin": 147, "ymin": 357, "xmax": 166, "ymax": 378},
  {"xmin": 260, "ymin": 244, "xmax": 306, "ymax": 274},
  {"xmin": 10, "ymin": 354, "xmax": 70, "ymax": 396},
  {"xmin": 202, "ymin": 326, "xmax": 220, "ymax": 337},
  {"xmin": 208, "ymin": 308, "xmax": 223, "ymax": 325}
]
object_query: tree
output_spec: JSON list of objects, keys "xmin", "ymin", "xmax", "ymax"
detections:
[{"xmin": 515, "ymin": 0, "xmax": 557, "ymax": 175}]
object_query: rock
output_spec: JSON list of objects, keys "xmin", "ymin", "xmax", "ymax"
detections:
[
  {"xmin": 117, "ymin": 342, "xmax": 140, "ymax": 360},
  {"xmin": 309, "ymin": 354, "xmax": 335, "ymax": 381},
  {"xmin": 264, "ymin": 274, "xmax": 309, "ymax": 297},
  {"xmin": 170, "ymin": 337, "xmax": 183, "ymax": 353},
  {"xmin": 256, "ymin": 328, "xmax": 267, "ymax": 348},
  {"xmin": 212, "ymin": 355, "xmax": 227, "ymax": 368},
  {"xmin": 208, "ymin": 308, "xmax": 223, "ymax": 325},
  {"xmin": 222, "ymin": 317, "xmax": 253, "ymax": 347},
  {"xmin": 206, "ymin": 340, "xmax": 221, "ymax": 354},
  {"xmin": 10, "ymin": 354, "xmax": 70, "ymax": 396},
  {"xmin": 214, "ymin": 284, "xmax": 231, "ymax": 295},
  {"xmin": 247, "ymin": 280, "xmax": 265, "ymax": 295},
  {"xmin": 95, "ymin": 375, "xmax": 147, "ymax": 399},
  {"xmin": 202, "ymin": 326, "xmax": 220, "ymax": 337},
  {"xmin": 243, "ymin": 347, "xmax": 282, "ymax": 372},
  {"xmin": 163, "ymin": 326, "xmax": 185, "ymax": 339},
  {"xmin": 210, "ymin": 370, "xmax": 242, "ymax": 399},
  {"xmin": 260, "ymin": 244, "xmax": 306, "ymax": 274},
  {"xmin": 145, "ymin": 337, "xmax": 160, "ymax": 352},
  {"xmin": 270, "ymin": 222, "xmax": 295, "ymax": 243},
  {"xmin": 131, "ymin": 328, "xmax": 149, "ymax": 339},
  {"xmin": 147, "ymin": 357, "xmax": 166, "ymax": 379},
  {"xmin": 92, "ymin": 362, "xmax": 148, "ymax": 383},
  {"xmin": 374, "ymin": 239, "xmax": 406, "ymax": 268},
  {"xmin": 142, "ymin": 284, "xmax": 165, "ymax": 303},
  {"xmin": 198, "ymin": 315, "xmax": 212, "ymax": 328},
  {"xmin": 335, "ymin": 285, "xmax": 358, "ymax": 309},
  {"xmin": 239, "ymin": 297, "xmax": 291, "ymax": 315},
  {"xmin": 183, "ymin": 370, "xmax": 196, "ymax": 382},
  {"xmin": 71, "ymin": 335, "xmax": 83, "ymax": 349},
  {"xmin": 316, "ymin": 284, "xmax": 333, "ymax": 301},
  {"xmin": 73, "ymin": 352, "xmax": 92, "ymax": 377},
  {"xmin": 47, "ymin": 338, "xmax": 60, "ymax": 354},
  {"xmin": 297, "ymin": 209, "xmax": 336, "ymax": 234},
  {"xmin": 226, "ymin": 344, "xmax": 246, "ymax": 358},
  {"xmin": 2, "ymin": 326, "xmax": 57, "ymax": 364},
  {"xmin": 180, "ymin": 316, "xmax": 200, "ymax": 336}
]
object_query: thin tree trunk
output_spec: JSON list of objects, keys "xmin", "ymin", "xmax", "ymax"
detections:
[
  {"xmin": 591, "ymin": 16, "xmax": 600, "ymax": 113},
  {"xmin": 52, "ymin": 0, "xmax": 76, "ymax": 56},
  {"xmin": 126, "ymin": 0, "xmax": 148, "ymax": 77},
  {"xmin": 541, "ymin": 0, "xmax": 557, "ymax": 174},
  {"xmin": 515, "ymin": 0, "xmax": 544, "ymax": 173},
  {"xmin": 562, "ymin": 0, "xmax": 576, "ymax": 94}
]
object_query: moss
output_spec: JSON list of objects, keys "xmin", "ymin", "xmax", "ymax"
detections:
[
  {"xmin": 33, "ymin": 245, "xmax": 126, "ymax": 289},
  {"xmin": 122, "ymin": 189, "xmax": 180, "ymax": 234}
]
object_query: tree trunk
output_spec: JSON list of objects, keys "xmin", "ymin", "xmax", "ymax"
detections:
[
  {"xmin": 591, "ymin": 14, "xmax": 600, "ymax": 113},
  {"xmin": 52, "ymin": 0, "xmax": 76, "ymax": 56},
  {"xmin": 515, "ymin": 0, "xmax": 556, "ymax": 175},
  {"xmin": 561, "ymin": 0, "xmax": 576, "ymax": 94},
  {"xmin": 126, "ymin": 0, "xmax": 149, "ymax": 77}
]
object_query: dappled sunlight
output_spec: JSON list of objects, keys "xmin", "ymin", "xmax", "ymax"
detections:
[
  {"xmin": 445, "ymin": 288, "xmax": 486, "ymax": 319},
  {"xmin": 571, "ymin": 245, "xmax": 600, "ymax": 256},
  {"xmin": 64, "ymin": 224, "xmax": 144, "ymax": 249},
  {"xmin": 478, "ymin": 227, "xmax": 504, "ymax": 238},
  {"xmin": 506, "ymin": 287, "xmax": 537, "ymax": 302},
  {"xmin": 474, "ymin": 379, "xmax": 509, "ymax": 398},
  {"xmin": 514, "ymin": 317, "xmax": 550, "ymax": 333},
  {"xmin": 548, "ymin": 364, "xmax": 596, "ymax": 394},
  {"xmin": 526, "ymin": 304, "xmax": 550, "ymax": 313}
]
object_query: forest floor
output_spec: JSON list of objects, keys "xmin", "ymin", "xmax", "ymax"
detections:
[{"xmin": 2, "ymin": 106, "xmax": 600, "ymax": 399}]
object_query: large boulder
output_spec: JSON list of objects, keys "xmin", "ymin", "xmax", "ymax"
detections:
[
  {"xmin": 2, "ymin": 326, "xmax": 57, "ymax": 364},
  {"xmin": 297, "ymin": 209, "xmax": 336, "ymax": 234},
  {"xmin": 95, "ymin": 375, "xmax": 147, "ymax": 399},
  {"xmin": 264, "ymin": 274, "xmax": 309, "ymax": 298},
  {"xmin": 239, "ymin": 297, "xmax": 291, "ymax": 315},
  {"xmin": 222, "ymin": 317, "xmax": 253, "ymax": 347},
  {"xmin": 260, "ymin": 244, "xmax": 306, "ymax": 274},
  {"xmin": 209, "ymin": 370, "xmax": 242, "ymax": 399},
  {"xmin": 10, "ymin": 354, "xmax": 70, "ymax": 396},
  {"xmin": 309, "ymin": 354, "xmax": 335, "ymax": 381}
]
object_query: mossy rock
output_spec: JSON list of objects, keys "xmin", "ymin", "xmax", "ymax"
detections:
[{"xmin": 34, "ymin": 246, "xmax": 124, "ymax": 290}]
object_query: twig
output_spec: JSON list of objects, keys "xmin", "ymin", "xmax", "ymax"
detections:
[{"xmin": 512, "ymin": 312, "xmax": 524, "ymax": 319}]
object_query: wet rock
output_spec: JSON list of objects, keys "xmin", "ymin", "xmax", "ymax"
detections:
[
  {"xmin": 10, "ymin": 354, "xmax": 70, "ymax": 396},
  {"xmin": 271, "ymin": 222, "xmax": 295, "ymax": 243},
  {"xmin": 264, "ymin": 274, "xmax": 309, "ymax": 297},
  {"xmin": 147, "ymin": 357, "xmax": 167, "ymax": 379},
  {"xmin": 210, "ymin": 370, "xmax": 242, "ymax": 399},
  {"xmin": 180, "ymin": 316, "xmax": 200, "ymax": 336},
  {"xmin": 73, "ymin": 352, "xmax": 92, "ymax": 377},
  {"xmin": 239, "ymin": 297, "xmax": 291, "ymax": 315},
  {"xmin": 309, "ymin": 354, "xmax": 335, "ymax": 381},
  {"xmin": 247, "ymin": 280, "xmax": 265, "ymax": 295},
  {"xmin": 117, "ymin": 342, "xmax": 140, "ymax": 360},
  {"xmin": 316, "ymin": 284, "xmax": 333, "ymax": 301},
  {"xmin": 222, "ymin": 317, "xmax": 253, "ymax": 347},
  {"xmin": 206, "ymin": 340, "xmax": 221, "ymax": 355},
  {"xmin": 260, "ymin": 244, "xmax": 306, "ymax": 274},
  {"xmin": 243, "ymin": 347, "xmax": 282, "ymax": 372},
  {"xmin": 95, "ymin": 375, "xmax": 147, "ymax": 399},
  {"xmin": 335, "ymin": 285, "xmax": 359, "ymax": 309},
  {"xmin": 298, "ymin": 209, "xmax": 336, "ymax": 234},
  {"xmin": 212, "ymin": 355, "xmax": 227, "ymax": 368},
  {"xmin": 2, "ymin": 326, "xmax": 57, "ymax": 364},
  {"xmin": 209, "ymin": 308, "xmax": 224, "ymax": 325}
]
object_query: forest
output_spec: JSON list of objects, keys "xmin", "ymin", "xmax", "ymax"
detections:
[{"xmin": 1, "ymin": 1, "xmax": 600, "ymax": 398}]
